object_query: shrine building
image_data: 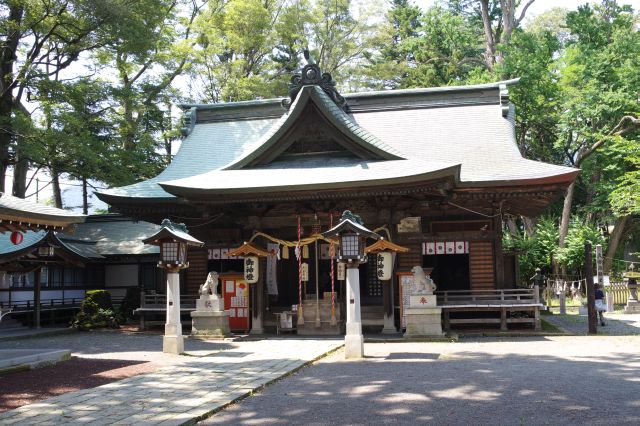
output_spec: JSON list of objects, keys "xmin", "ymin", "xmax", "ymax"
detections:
[{"xmin": 97, "ymin": 61, "xmax": 578, "ymax": 334}]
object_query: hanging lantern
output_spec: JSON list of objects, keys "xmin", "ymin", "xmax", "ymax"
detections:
[
  {"xmin": 10, "ymin": 231, "xmax": 23, "ymax": 245},
  {"xmin": 244, "ymin": 256, "xmax": 259, "ymax": 283},
  {"xmin": 376, "ymin": 252, "xmax": 393, "ymax": 281}
]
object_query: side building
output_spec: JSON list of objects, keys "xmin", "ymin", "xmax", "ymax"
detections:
[{"xmin": 0, "ymin": 214, "xmax": 163, "ymax": 325}]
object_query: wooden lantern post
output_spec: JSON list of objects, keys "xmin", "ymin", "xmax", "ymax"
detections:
[
  {"xmin": 143, "ymin": 219, "xmax": 203, "ymax": 354},
  {"xmin": 322, "ymin": 210, "xmax": 380, "ymax": 359},
  {"xmin": 227, "ymin": 242, "xmax": 270, "ymax": 334},
  {"xmin": 365, "ymin": 238, "xmax": 410, "ymax": 334}
]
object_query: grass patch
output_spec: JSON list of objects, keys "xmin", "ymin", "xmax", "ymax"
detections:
[
  {"xmin": 0, "ymin": 364, "xmax": 30, "ymax": 377},
  {"xmin": 540, "ymin": 318, "xmax": 563, "ymax": 333}
]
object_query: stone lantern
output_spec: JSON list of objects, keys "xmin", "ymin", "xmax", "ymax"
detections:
[
  {"xmin": 624, "ymin": 263, "xmax": 640, "ymax": 314},
  {"xmin": 322, "ymin": 210, "xmax": 380, "ymax": 358},
  {"xmin": 143, "ymin": 219, "xmax": 203, "ymax": 354}
]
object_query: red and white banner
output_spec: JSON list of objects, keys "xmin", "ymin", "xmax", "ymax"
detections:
[{"xmin": 423, "ymin": 241, "xmax": 469, "ymax": 255}]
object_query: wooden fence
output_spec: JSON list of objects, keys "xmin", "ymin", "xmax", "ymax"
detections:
[
  {"xmin": 548, "ymin": 279, "xmax": 629, "ymax": 306},
  {"xmin": 604, "ymin": 283, "xmax": 629, "ymax": 306}
]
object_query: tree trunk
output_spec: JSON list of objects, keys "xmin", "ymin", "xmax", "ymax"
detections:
[
  {"xmin": 82, "ymin": 177, "xmax": 88, "ymax": 215},
  {"xmin": 559, "ymin": 181, "xmax": 575, "ymax": 248},
  {"xmin": 603, "ymin": 215, "xmax": 629, "ymax": 273},
  {"xmin": 0, "ymin": 5, "xmax": 25, "ymax": 193},
  {"xmin": 522, "ymin": 216, "xmax": 537, "ymax": 237},
  {"xmin": 12, "ymin": 153, "xmax": 28, "ymax": 198},
  {"xmin": 479, "ymin": 0, "xmax": 496, "ymax": 70},
  {"xmin": 506, "ymin": 217, "xmax": 518, "ymax": 236},
  {"xmin": 51, "ymin": 168, "xmax": 63, "ymax": 208}
]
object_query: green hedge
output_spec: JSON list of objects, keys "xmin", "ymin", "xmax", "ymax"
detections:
[{"xmin": 71, "ymin": 290, "xmax": 119, "ymax": 330}]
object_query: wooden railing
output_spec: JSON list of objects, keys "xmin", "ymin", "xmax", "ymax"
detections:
[
  {"xmin": 437, "ymin": 287, "xmax": 540, "ymax": 306},
  {"xmin": 140, "ymin": 292, "xmax": 198, "ymax": 309},
  {"xmin": 605, "ymin": 283, "xmax": 629, "ymax": 305},
  {"xmin": 0, "ymin": 298, "xmax": 83, "ymax": 312}
]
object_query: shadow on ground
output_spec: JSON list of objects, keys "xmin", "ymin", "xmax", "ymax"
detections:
[{"xmin": 201, "ymin": 340, "xmax": 640, "ymax": 426}]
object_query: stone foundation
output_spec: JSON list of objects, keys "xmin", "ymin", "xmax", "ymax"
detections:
[
  {"xmin": 191, "ymin": 311, "xmax": 231, "ymax": 338},
  {"xmin": 404, "ymin": 307, "xmax": 443, "ymax": 337},
  {"xmin": 191, "ymin": 295, "xmax": 231, "ymax": 338}
]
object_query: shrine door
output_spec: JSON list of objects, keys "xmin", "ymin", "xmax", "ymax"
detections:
[{"xmin": 222, "ymin": 274, "xmax": 250, "ymax": 332}]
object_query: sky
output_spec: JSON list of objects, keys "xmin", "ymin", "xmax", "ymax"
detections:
[{"xmin": 9, "ymin": 0, "xmax": 640, "ymax": 214}]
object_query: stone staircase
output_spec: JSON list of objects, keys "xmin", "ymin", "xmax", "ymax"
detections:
[{"xmin": 361, "ymin": 305, "xmax": 384, "ymax": 333}]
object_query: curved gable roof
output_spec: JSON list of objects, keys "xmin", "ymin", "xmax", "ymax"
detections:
[{"xmin": 224, "ymin": 85, "xmax": 403, "ymax": 170}]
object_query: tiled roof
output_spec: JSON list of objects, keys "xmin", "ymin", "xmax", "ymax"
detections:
[
  {"xmin": 0, "ymin": 193, "xmax": 85, "ymax": 231},
  {"xmin": 0, "ymin": 216, "xmax": 161, "ymax": 259},
  {"xmin": 71, "ymin": 216, "xmax": 160, "ymax": 255},
  {"xmin": 0, "ymin": 230, "xmax": 47, "ymax": 256},
  {"xmin": 225, "ymin": 85, "xmax": 403, "ymax": 169},
  {"xmin": 98, "ymin": 119, "xmax": 277, "ymax": 200},
  {"xmin": 161, "ymin": 158, "xmax": 459, "ymax": 196},
  {"xmin": 0, "ymin": 230, "xmax": 104, "ymax": 260},
  {"xmin": 353, "ymin": 104, "xmax": 577, "ymax": 186},
  {"xmin": 97, "ymin": 79, "xmax": 578, "ymax": 204}
]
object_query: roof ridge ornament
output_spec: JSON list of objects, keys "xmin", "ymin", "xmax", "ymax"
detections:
[
  {"xmin": 160, "ymin": 218, "xmax": 189, "ymax": 234},
  {"xmin": 499, "ymin": 84, "xmax": 510, "ymax": 118},
  {"xmin": 282, "ymin": 50, "xmax": 348, "ymax": 112}
]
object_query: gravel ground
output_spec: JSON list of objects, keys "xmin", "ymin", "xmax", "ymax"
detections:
[
  {"xmin": 201, "ymin": 336, "xmax": 640, "ymax": 426},
  {"xmin": 0, "ymin": 329, "xmax": 239, "ymax": 412},
  {"xmin": 544, "ymin": 311, "xmax": 640, "ymax": 335}
]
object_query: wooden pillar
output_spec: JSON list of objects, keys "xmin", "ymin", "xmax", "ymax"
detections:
[
  {"xmin": 500, "ymin": 307, "xmax": 507, "ymax": 331},
  {"xmin": 34, "ymin": 268, "xmax": 41, "ymax": 329},
  {"xmin": 250, "ymin": 258, "xmax": 265, "ymax": 334},
  {"xmin": 381, "ymin": 278, "xmax": 396, "ymax": 333},
  {"xmin": 493, "ymin": 215, "xmax": 505, "ymax": 289}
]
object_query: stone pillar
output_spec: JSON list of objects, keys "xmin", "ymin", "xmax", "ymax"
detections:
[
  {"xmin": 163, "ymin": 272, "xmax": 184, "ymax": 354},
  {"xmin": 345, "ymin": 264, "xmax": 364, "ymax": 358}
]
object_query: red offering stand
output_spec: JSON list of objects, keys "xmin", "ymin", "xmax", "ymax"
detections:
[{"xmin": 222, "ymin": 273, "xmax": 250, "ymax": 332}]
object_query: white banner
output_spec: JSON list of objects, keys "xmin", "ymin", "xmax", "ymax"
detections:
[{"xmin": 266, "ymin": 243, "xmax": 279, "ymax": 295}]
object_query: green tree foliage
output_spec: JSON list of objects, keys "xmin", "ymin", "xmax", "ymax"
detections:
[
  {"xmin": 555, "ymin": 219, "xmax": 607, "ymax": 275},
  {"xmin": 0, "ymin": 0, "xmax": 124, "ymax": 194},
  {"xmin": 503, "ymin": 216, "xmax": 558, "ymax": 281},
  {"xmin": 555, "ymin": 1, "xmax": 640, "ymax": 255}
]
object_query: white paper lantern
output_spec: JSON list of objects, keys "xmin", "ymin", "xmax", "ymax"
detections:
[
  {"xmin": 244, "ymin": 256, "xmax": 259, "ymax": 283},
  {"xmin": 376, "ymin": 252, "xmax": 392, "ymax": 281}
]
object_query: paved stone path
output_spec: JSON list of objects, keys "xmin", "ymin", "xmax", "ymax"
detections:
[
  {"xmin": 202, "ymin": 336, "xmax": 640, "ymax": 425},
  {"xmin": 0, "ymin": 338, "xmax": 342, "ymax": 425},
  {"xmin": 544, "ymin": 311, "xmax": 640, "ymax": 335}
]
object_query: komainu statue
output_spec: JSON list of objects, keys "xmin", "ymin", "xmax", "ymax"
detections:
[
  {"xmin": 411, "ymin": 266, "xmax": 437, "ymax": 295},
  {"xmin": 199, "ymin": 271, "xmax": 220, "ymax": 296}
]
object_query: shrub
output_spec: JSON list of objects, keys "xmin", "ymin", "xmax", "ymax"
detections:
[
  {"xmin": 116, "ymin": 287, "xmax": 141, "ymax": 323},
  {"xmin": 71, "ymin": 290, "xmax": 119, "ymax": 330},
  {"xmin": 85, "ymin": 289, "xmax": 112, "ymax": 310}
]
